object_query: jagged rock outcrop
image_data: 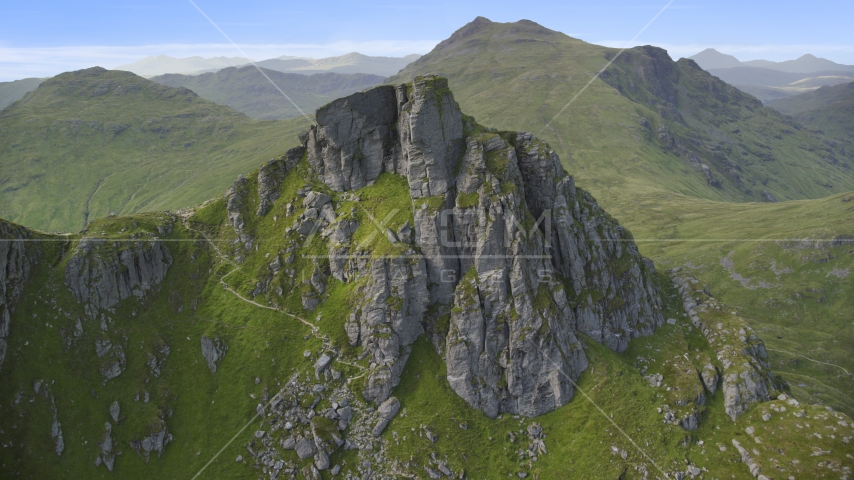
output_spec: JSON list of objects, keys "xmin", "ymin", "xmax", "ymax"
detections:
[
  {"xmin": 95, "ymin": 422, "xmax": 116, "ymax": 471},
  {"xmin": 65, "ymin": 237, "xmax": 172, "ymax": 317},
  {"xmin": 224, "ymin": 176, "xmax": 254, "ymax": 251},
  {"xmin": 201, "ymin": 336, "xmax": 228, "ymax": 373},
  {"xmin": 95, "ymin": 337, "xmax": 127, "ymax": 382},
  {"xmin": 732, "ymin": 439, "xmax": 768, "ymax": 479},
  {"xmin": 671, "ymin": 271, "xmax": 774, "ymax": 420},
  {"xmin": 292, "ymin": 76, "xmax": 663, "ymax": 416},
  {"xmin": 371, "ymin": 397, "xmax": 400, "ymax": 437},
  {"xmin": 700, "ymin": 363, "xmax": 719, "ymax": 395},
  {"xmin": 346, "ymin": 256, "xmax": 429, "ymax": 404},
  {"xmin": 146, "ymin": 343, "xmax": 170, "ymax": 377},
  {"xmin": 129, "ymin": 420, "xmax": 172, "ymax": 462},
  {"xmin": 257, "ymin": 146, "xmax": 306, "ymax": 216},
  {"xmin": 0, "ymin": 221, "xmax": 35, "ymax": 370}
]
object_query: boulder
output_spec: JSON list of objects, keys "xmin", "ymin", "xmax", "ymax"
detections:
[
  {"xmin": 372, "ymin": 397, "xmax": 401, "ymax": 437},
  {"xmin": 200, "ymin": 336, "xmax": 228, "ymax": 373}
]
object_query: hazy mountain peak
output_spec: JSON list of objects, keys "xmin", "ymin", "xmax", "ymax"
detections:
[
  {"xmin": 691, "ymin": 48, "xmax": 854, "ymax": 74},
  {"xmin": 430, "ymin": 16, "xmax": 566, "ymax": 58},
  {"xmin": 688, "ymin": 48, "xmax": 742, "ymax": 70}
]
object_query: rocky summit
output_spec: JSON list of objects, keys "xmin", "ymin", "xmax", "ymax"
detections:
[{"xmin": 225, "ymin": 75, "xmax": 664, "ymax": 417}]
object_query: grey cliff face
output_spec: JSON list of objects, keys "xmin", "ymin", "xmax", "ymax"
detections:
[
  {"xmin": 225, "ymin": 176, "xmax": 254, "ymax": 251},
  {"xmin": 65, "ymin": 237, "xmax": 173, "ymax": 317},
  {"xmin": 289, "ymin": 76, "xmax": 664, "ymax": 416},
  {"xmin": 307, "ymin": 86, "xmax": 399, "ymax": 192},
  {"xmin": 0, "ymin": 221, "xmax": 35, "ymax": 370},
  {"xmin": 306, "ymin": 77, "xmax": 464, "ymax": 199},
  {"xmin": 257, "ymin": 146, "xmax": 306, "ymax": 216},
  {"xmin": 346, "ymin": 256, "xmax": 429, "ymax": 404},
  {"xmin": 395, "ymin": 78, "xmax": 464, "ymax": 199}
]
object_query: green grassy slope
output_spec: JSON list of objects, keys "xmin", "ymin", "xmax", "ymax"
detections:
[
  {"xmin": 0, "ymin": 67, "xmax": 308, "ymax": 233},
  {"xmin": 3, "ymin": 161, "xmax": 851, "ymax": 477},
  {"xmin": 0, "ymin": 77, "xmax": 46, "ymax": 110},
  {"xmin": 620, "ymin": 191, "xmax": 854, "ymax": 416},
  {"xmin": 769, "ymin": 81, "xmax": 854, "ymax": 142},
  {"xmin": 151, "ymin": 66, "xmax": 385, "ymax": 120},
  {"xmin": 387, "ymin": 17, "xmax": 854, "ymax": 205},
  {"xmin": 0, "ymin": 214, "xmax": 321, "ymax": 478}
]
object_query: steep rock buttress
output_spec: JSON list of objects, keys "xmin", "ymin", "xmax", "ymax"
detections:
[{"xmin": 275, "ymin": 76, "xmax": 664, "ymax": 416}]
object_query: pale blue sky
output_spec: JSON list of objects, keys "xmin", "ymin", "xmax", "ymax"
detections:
[{"xmin": 1, "ymin": 0, "xmax": 853, "ymax": 81}]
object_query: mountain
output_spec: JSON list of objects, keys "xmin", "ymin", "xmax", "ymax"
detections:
[
  {"xmin": 0, "ymin": 77, "xmax": 46, "ymax": 109},
  {"xmin": 690, "ymin": 49, "xmax": 854, "ymax": 74},
  {"xmin": 769, "ymin": 81, "xmax": 854, "ymax": 141},
  {"xmin": 388, "ymin": 17, "xmax": 854, "ymax": 418},
  {"xmin": 113, "ymin": 55, "xmax": 251, "ymax": 76},
  {"xmin": 0, "ymin": 67, "xmax": 307, "ymax": 232},
  {"xmin": 706, "ymin": 66, "xmax": 853, "ymax": 87},
  {"xmin": 2, "ymin": 75, "xmax": 850, "ymax": 479},
  {"xmin": 742, "ymin": 53, "xmax": 854, "ymax": 73},
  {"xmin": 150, "ymin": 66, "xmax": 384, "ymax": 120},
  {"xmin": 689, "ymin": 49, "xmax": 854, "ymax": 102},
  {"xmin": 689, "ymin": 48, "xmax": 742, "ymax": 69},
  {"xmin": 254, "ymin": 52, "xmax": 422, "ymax": 77},
  {"xmin": 389, "ymin": 17, "xmax": 854, "ymax": 205}
]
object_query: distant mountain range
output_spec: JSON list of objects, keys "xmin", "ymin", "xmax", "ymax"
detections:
[
  {"xmin": 113, "ymin": 55, "xmax": 251, "ymax": 76},
  {"xmin": 0, "ymin": 52, "xmax": 420, "ymax": 115},
  {"xmin": 688, "ymin": 48, "xmax": 854, "ymax": 102},
  {"xmin": 151, "ymin": 66, "xmax": 385, "ymax": 120},
  {"xmin": 690, "ymin": 48, "xmax": 854, "ymax": 73},
  {"xmin": 254, "ymin": 52, "xmax": 421, "ymax": 77},
  {"xmin": 115, "ymin": 52, "xmax": 421, "ymax": 78}
]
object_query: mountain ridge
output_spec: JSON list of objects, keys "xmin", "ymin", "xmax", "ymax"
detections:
[
  {"xmin": 0, "ymin": 66, "xmax": 306, "ymax": 232},
  {"xmin": 150, "ymin": 66, "xmax": 385, "ymax": 120},
  {"xmin": 689, "ymin": 48, "xmax": 854, "ymax": 73},
  {"xmin": 113, "ymin": 54, "xmax": 251, "ymax": 76},
  {"xmin": 114, "ymin": 52, "xmax": 422, "ymax": 78}
]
